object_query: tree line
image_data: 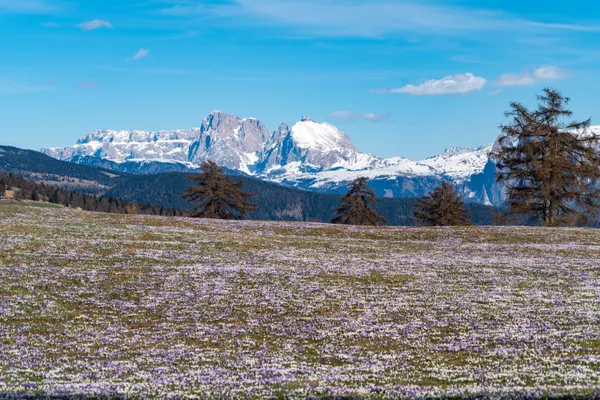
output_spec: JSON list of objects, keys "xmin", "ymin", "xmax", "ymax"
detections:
[
  {"xmin": 0, "ymin": 173, "xmax": 183, "ymax": 217},
  {"xmin": 182, "ymin": 89, "xmax": 600, "ymax": 227}
]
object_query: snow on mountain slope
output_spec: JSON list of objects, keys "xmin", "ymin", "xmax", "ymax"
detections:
[
  {"xmin": 262, "ymin": 146, "xmax": 492, "ymax": 190},
  {"xmin": 256, "ymin": 117, "xmax": 368, "ymax": 172},
  {"xmin": 291, "ymin": 117, "xmax": 353, "ymax": 151},
  {"xmin": 43, "ymin": 129, "xmax": 198, "ymax": 164},
  {"xmin": 421, "ymin": 144, "xmax": 494, "ymax": 180},
  {"xmin": 263, "ymin": 156, "xmax": 436, "ymax": 188}
]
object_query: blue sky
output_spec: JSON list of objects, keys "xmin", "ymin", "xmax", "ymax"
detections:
[{"xmin": 1, "ymin": 0, "xmax": 600, "ymax": 159}]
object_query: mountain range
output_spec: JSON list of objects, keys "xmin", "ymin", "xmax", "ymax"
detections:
[{"xmin": 43, "ymin": 111, "xmax": 599, "ymax": 206}]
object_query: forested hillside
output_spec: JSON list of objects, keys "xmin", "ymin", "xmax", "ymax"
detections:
[
  {"xmin": 0, "ymin": 146, "xmax": 121, "ymax": 193},
  {"xmin": 0, "ymin": 173, "xmax": 183, "ymax": 216},
  {"xmin": 108, "ymin": 172, "xmax": 497, "ymax": 225},
  {"xmin": 0, "ymin": 145, "xmax": 498, "ymax": 225}
]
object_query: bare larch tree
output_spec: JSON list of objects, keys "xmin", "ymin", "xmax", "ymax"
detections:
[
  {"xmin": 182, "ymin": 161, "xmax": 257, "ymax": 220},
  {"xmin": 493, "ymin": 88, "xmax": 600, "ymax": 226},
  {"xmin": 413, "ymin": 181, "xmax": 471, "ymax": 226}
]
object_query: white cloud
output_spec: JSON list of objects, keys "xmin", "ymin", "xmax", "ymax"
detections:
[
  {"xmin": 497, "ymin": 73, "xmax": 536, "ymax": 87},
  {"xmin": 533, "ymin": 66, "xmax": 569, "ymax": 80},
  {"xmin": 329, "ymin": 111, "xmax": 390, "ymax": 123},
  {"xmin": 378, "ymin": 73, "xmax": 487, "ymax": 96},
  {"xmin": 42, "ymin": 22, "xmax": 59, "ymax": 28},
  {"xmin": 497, "ymin": 66, "xmax": 569, "ymax": 86},
  {"xmin": 128, "ymin": 48, "xmax": 150, "ymax": 61},
  {"xmin": 79, "ymin": 19, "xmax": 112, "ymax": 31},
  {"xmin": 363, "ymin": 113, "xmax": 390, "ymax": 123}
]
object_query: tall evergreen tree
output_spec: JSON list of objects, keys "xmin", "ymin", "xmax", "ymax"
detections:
[
  {"xmin": 493, "ymin": 88, "xmax": 600, "ymax": 226},
  {"xmin": 182, "ymin": 160, "xmax": 257, "ymax": 220},
  {"xmin": 332, "ymin": 177, "xmax": 386, "ymax": 226},
  {"xmin": 414, "ymin": 181, "xmax": 471, "ymax": 226},
  {"xmin": 0, "ymin": 177, "xmax": 5, "ymax": 197}
]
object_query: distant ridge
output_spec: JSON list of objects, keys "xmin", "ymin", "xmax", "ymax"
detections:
[
  {"xmin": 47, "ymin": 112, "xmax": 600, "ymax": 205},
  {"xmin": 41, "ymin": 111, "xmax": 505, "ymax": 205}
]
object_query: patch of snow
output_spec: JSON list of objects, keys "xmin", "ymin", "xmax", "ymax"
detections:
[
  {"xmin": 291, "ymin": 120, "xmax": 345, "ymax": 151},
  {"xmin": 420, "ymin": 144, "xmax": 493, "ymax": 180}
]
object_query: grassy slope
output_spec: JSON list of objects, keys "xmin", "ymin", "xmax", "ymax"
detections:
[
  {"xmin": 1, "ymin": 205, "xmax": 599, "ymax": 399},
  {"xmin": 0, "ymin": 200, "xmax": 62, "ymax": 208}
]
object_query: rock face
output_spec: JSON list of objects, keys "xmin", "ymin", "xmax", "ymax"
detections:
[
  {"xmin": 188, "ymin": 112, "xmax": 270, "ymax": 173},
  {"xmin": 42, "ymin": 111, "xmax": 523, "ymax": 205}
]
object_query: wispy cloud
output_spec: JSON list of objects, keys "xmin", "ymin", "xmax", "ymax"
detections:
[
  {"xmin": 375, "ymin": 73, "xmax": 487, "ymax": 96},
  {"xmin": 76, "ymin": 81, "xmax": 97, "ymax": 89},
  {"xmin": 160, "ymin": 4, "xmax": 215, "ymax": 17},
  {"xmin": 159, "ymin": 0, "xmax": 600, "ymax": 38},
  {"xmin": 0, "ymin": 0, "xmax": 60, "ymax": 14},
  {"xmin": 128, "ymin": 48, "xmax": 150, "ymax": 61},
  {"xmin": 527, "ymin": 21, "xmax": 600, "ymax": 32},
  {"xmin": 497, "ymin": 66, "xmax": 570, "ymax": 86},
  {"xmin": 329, "ymin": 111, "xmax": 390, "ymax": 123},
  {"xmin": 97, "ymin": 64, "xmax": 190, "ymax": 75},
  {"xmin": 42, "ymin": 21, "xmax": 59, "ymax": 28},
  {"xmin": 0, "ymin": 78, "xmax": 53, "ymax": 95},
  {"xmin": 363, "ymin": 113, "xmax": 391, "ymax": 123},
  {"xmin": 79, "ymin": 19, "xmax": 113, "ymax": 31}
]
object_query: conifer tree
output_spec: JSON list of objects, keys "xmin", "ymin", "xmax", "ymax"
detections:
[
  {"xmin": 0, "ymin": 177, "xmax": 5, "ymax": 197},
  {"xmin": 332, "ymin": 177, "xmax": 386, "ymax": 226},
  {"xmin": 414, "ymin": 181, "xmax": 471, "ymax": 226},
  {"xmin": 493, "ymin": 88, "xmax": 600, "ymax": 226},
  {"xmin": 182, "ymin": 160, "xmax": 257, "ymax": 220}
]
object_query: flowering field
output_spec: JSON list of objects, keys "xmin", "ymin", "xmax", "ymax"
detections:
[{"xmin": 1, "ymin": 205, "xmax": 600, "ymax": 399}]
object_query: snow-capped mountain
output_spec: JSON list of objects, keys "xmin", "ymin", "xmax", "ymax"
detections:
[
  {"xmin": 257, "ymin": 117, "xmax": 367, "ymax": 172},
  {"xmin": 43, "ymin": 128, "xmax": 198, "ymax": 165},
  {"xmin": 42, "ymin": 111, "xmax": 498, "ymax": 204}
]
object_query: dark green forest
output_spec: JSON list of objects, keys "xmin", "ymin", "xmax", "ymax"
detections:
[
  {"xmin": 0, "ymin": 172, "xmax": 183, "ymax": 216},
  {"xmin": 108, "ymin": 172, "xmax": 497, "ymax": 225}
]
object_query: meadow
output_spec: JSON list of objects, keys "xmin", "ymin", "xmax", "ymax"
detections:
[{"xmin": 1, "ymin": 204, "xmax": 599, "ymax": 399}]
